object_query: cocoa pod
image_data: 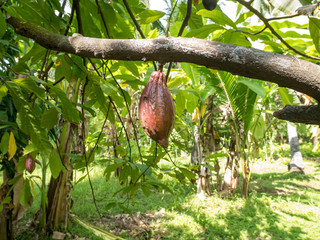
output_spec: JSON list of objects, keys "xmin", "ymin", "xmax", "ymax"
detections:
[
  {"xmin": 203, "ymin": 0, "xmax": 217, "ymax": 11},
  {"xmin": 26, "ymin": 154, "xmax": 35, "ymax": 173},
  {"xmin": 139, "ymin": 70, "xmax": 175, "ymax": 148}
]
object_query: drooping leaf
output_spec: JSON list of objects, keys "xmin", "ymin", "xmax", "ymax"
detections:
[
  {"xmin": 0, "ymin": 13, "xmax": 7, "ymax": 39},
  {"xmin": 49, "ymin": 86, "xmax": 80, "ymax": 124},
  {"xmin": 309, "ymin": 17, "xmax": 320, "ymax": 53},
  {"xmin": 136, "ymin": 10, "xmax": 165, "ymax": 24},
  {"xmin": 20, "ymin": 179, "xmax": 32, "ymax": 206},
  {"xmin": 8, "ymin": 131, "xmax": 17, "ymax": 160},
  {"xmin": 49, "ymin": 149, "xmax": 65, "ymax": 179},
  {"xmin": 197, "ymin": 8, "xmax": 237, "ymax": 29},
  {"xmin": 41, "ymin": 107, "xmax": 59, "ymax": 129},
  {"xmin": 0, "ymin": 132, "xmax": 9, "ymax": 155}
]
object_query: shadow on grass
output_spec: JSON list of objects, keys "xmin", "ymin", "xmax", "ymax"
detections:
[{"xmin": 70, "ymin": 164, "xmax": 319, "ymax": 240}]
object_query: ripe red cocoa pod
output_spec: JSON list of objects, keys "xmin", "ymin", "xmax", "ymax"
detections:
[
  {"xmin": 139, "ymin": 70, "xmax": 175, "ymax": 148},
  {"xmin": 26, "ymin": 154, "xmax": 35, "ymax": 173}
]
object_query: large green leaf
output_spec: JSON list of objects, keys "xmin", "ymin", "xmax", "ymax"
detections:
[
  {"xmin": 136, "ymin": 10, "xmax": 165, "ymax": 24},
  {"xmin": 309, "ymin": 17, "xmax": 320, "ymax": 54},
  {"xmin": 49, "ymin": 86, "xmax": 80, "ymax": 124},
  {"xmin": 20, "ymin": 179, "xmax": 32, "ymax": 206},
  {"xmin": 41, "ymin": 107, "xmax": 59, "ymax": 129},
  {"xmin": 278, "ymin": 87, "xmax": 300, "ymax": 106},
  {"xmin": 49, "ymin": 149, "xmax": 65, "ymax": 179},
  {"xmin": 196, "ymin": 8, "xmax": 237, "ymax": 29},
  {"xmin": 0, "ymin": 13, "xmax": 6, "ymax": 39}
]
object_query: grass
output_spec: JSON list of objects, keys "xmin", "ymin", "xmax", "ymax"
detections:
[{"xmin": 6, "ymin": 144, "xmax": 320, "ymax": 239}]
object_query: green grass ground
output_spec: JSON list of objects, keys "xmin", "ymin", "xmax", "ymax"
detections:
[
  {"xmin": 7, "ymin": 144, "xmax": 320, "ymax": 239},
  {"xmin": 66, "ymin": 158, "xmax": 320, "ymax": 240}
]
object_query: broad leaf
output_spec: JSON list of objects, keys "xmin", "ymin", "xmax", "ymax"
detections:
[
  {"xmin": 309, "ymin": 17, "xmax": 320, "ymax": 54},
  {"xmin": 136, "ymin": 10, "xmax": 165, "ymax": 24},
  {"xmin": 49, "ymin": 149, "xmax": 65, "ymax": 179},
  {"xmin": 8, "ymin": 132, "xmax": 17, "ymax": 160}
]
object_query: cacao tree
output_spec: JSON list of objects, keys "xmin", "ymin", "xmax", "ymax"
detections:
[{"xmin": 2, "ymin": 0, "xmax": 320, "ymax": 238}]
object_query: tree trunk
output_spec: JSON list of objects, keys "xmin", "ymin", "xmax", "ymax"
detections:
[
  {"xmin": 192, "ymin": 125, "xmax": 212, "ymax": 196},
  {"xmin": 287, "ymin": 122, "xmax": 305, "ymax": 173},
  {"xmin": 0, "ymin": 171, "xmax": 13, "ymax": 240},
  {"xmin": 223, "ymin": 135, "xmax": 239, "ymax": 192},
  {"xmin": 311, "ymin": 125, "xmax": 319, "ymax": 151},
  {"xmin": 46, "ymin": 123, "xmax": 74, "ymax": 231}
]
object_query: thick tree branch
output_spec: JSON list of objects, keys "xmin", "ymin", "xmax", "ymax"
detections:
[
  {"xmin": 273, "ymin": 105, "xmax": 320, "ymax": 125},
  {"xmin": 7, "ymin": 16, "xmax": 320, "ymax": 102}
]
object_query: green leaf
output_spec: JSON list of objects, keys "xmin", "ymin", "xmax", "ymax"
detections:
[
  {"xmin": 0, "ymin": 84, "xmax": 8, "ymax": 102},
  {"xmin": 20, "ymin": 179, "xmax": 32, "ymax": 206},
  {"xmin": 118, "ymin": 203, "xmax": 132, "ymax": 214},
  {"xmin": 186, "ymin": 24, "xmax": 223, "ymax": 38},
  {"xmin": 175, "ymin": 91, "xmax": 186, "ymax": 115},
  {"xmin": 179, "ymin": 168, "xmax": 196, "ymax": 181},
  {"xmin": 49, "ymin": 86, "xmax": 80, "ymax": 124},
  {"xmin": 196, "ymin": 8, "xmax": 237, "ymax": 29},
  {"xmin": 124, "ymin": 62, "xmax": 140, "ymax": 77},
  {"xmin": 49, "ymin": 149, "xmax": 65, "ymax": 179},
  {"xmin": 0, "ymin": 132, "xmax": 9, "ymax": 155},
  {"xmin": 238, "ymin": 78, "xmax": 266, "ymax": 98},
  {"xmin": 0, "ymin": 13, "xmax": 6, "ymax": 39},
  {"xmin": 278, "ymin": 88, "xmax": 300, "ymax": 106},
  {"xmin": 309, "ymin": 17, "xmax": 320, "ymax": 54},
  {"xmin": 41, "ymin": 108, "xmax": 59, "ymax": 129},
  {"xmin": 8, "ymin": 132, "xmax": 17, "ymax": 160},
  {"xmin": 141, "ymin": 184, "xmax": 151, "ymax": 197},
  {"xmin": 14, "ymin": 78, "xmax": 45, "ymax": 101},
  {"xmin": 136, "ymin": 10, "xmax": 165, "ymax": 24},
  {"xmin": 13, "ymin": 44, "xmax": 46, "ymax": 72},
  {"xmin": 0, "ymin": 197, "xmax": 11, "ymax": 212}
]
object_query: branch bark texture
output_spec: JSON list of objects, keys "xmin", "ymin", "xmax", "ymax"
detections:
[
  {"xmin": 7, "ymin": 16, "xmax": 320, "ymax": 102},
  {"xmin": 273, "ymin": 105, "xmax": 320, "ymax": 125}
]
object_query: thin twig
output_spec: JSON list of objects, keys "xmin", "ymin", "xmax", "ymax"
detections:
[
  {"xmin": 89, "ymin": 59, "xmax": 133, "ymax": 161},
  {"xmin": 166, "ymin": 0, "xmax": 192, "ymax": 82},
  {"xmin": 166, "ymin": 0, "xmax": 178, "ymax": 37},
  {"xmin": 81, "ymin": 77, "xmax": 103, "ymax": 219},
  {"xmin": 108, "ymin": 96, "xmax": 133, "ymax": 161},
  {"xmin": 237, "ymin": 0, "xmax": 320, "ymax": 60},
  {"xmin": 133, "ymin": 143, "xmax": 158, "ymax": 185},
  {"xmin": 95, "ymin": 0, "xmax": 111, "ymax": 38},
  {"xmin": 267, "ymin": 13, "xmax": 300, "ymax": 21},
  {"xmin": 122, "ymin": 0, "xmax": 157, "ymax": 71},
  {"xmin": 106, "ymin": 65, "xmax": 143, "ymax": 163},
  {"xmin": 236, "ymin": 26, "xmax": 267, "ymax": 36}
]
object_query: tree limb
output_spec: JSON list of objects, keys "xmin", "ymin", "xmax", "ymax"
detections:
[
  {"xmin": 6, "ymin": 16, "xmax": 320, "ymax": 102},
  {"xmin": 273, "ymin": 105, "xmax": 320, "ymax": 125}
]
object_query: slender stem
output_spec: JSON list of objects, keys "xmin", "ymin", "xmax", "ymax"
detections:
[
  {"xmin": 237, "ymin": 0, "xmax": 320, "ymax": 60},
  {"xmin": 89, "ymin": 59, "xmax": 133, "ymax": 161},
  {"xmin": 166, "ymin": 0, "xmax": 192, "ymax": 82},
  {"xmin": 133, "ymin": 143, "xmax": 158, "ymax": 185},
  {"xmin": 122, "ymin": 0, "xmax": 157, "ymax": 71},
  {"xmin": 106, "ymin": 66, "xmax": 143, "ymax": 162},
  {"xmin": 95, "ymin": 0, "xmax": 111, "ymax": 38},
  {"xmin": 81, "ymin": 77, "xmax": 102, "ymax": 219},
  {"xmin": 166, "ymin": 0, "xmax": 178, "ymax": 37}
]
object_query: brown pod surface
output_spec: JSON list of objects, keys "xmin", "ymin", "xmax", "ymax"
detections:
[
  {"xmin": 26, "ymin": 154, "xmax": 35, "ymax": 173},
  {"xmin": 139, "ymin": 70, "xmax": 175, "ymax": 148}
]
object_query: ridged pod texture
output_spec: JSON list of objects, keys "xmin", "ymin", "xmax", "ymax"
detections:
[
  {"xmin": 26, "ymin": 154, "xmax": 35, "ymax": 173},
  {"xmin": 139, "ymin": 70, "xmax": 175, "ymax": 148}
]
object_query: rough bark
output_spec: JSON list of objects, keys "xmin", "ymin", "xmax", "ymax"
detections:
[
  {"xmin": 273, "ymin": 105, "xmax": 320, "ymax": 125},
  {"xmin": 287, "ymin": 122, "xmax": 305, "ymax": 173},
  {"xmin": 0, "ymin": 172, "xmax": 13, "ymax": 240},
  {"xmin": 7, "ymin": 16, "xmax": 320, "ymax": 103},
  {"xmin": 46, "ymin": 123, "xmax": 74, "ymax": 230}
]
